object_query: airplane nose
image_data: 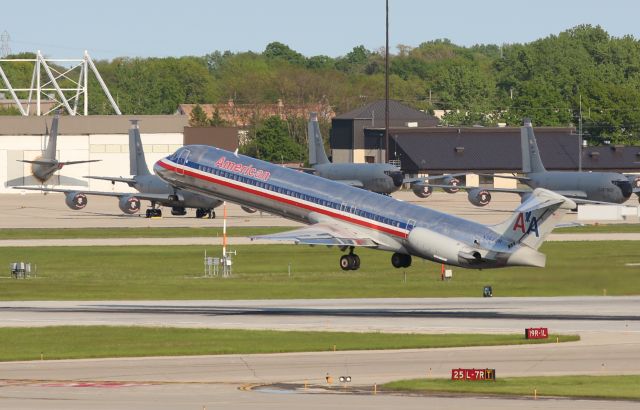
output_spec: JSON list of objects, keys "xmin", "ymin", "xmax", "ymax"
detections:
[
  {"xmin": 388, "ymin": 171, "xmax": 404, "ymax": 187},
  {"xmin": 153, "ymin": 161, "xmax": 167, "ymax": 179},
  {"xmin": 619, "ymin": 180, "xmax": 632, "ymax": 198}
]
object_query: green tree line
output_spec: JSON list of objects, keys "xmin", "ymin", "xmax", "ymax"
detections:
[{"xmin": 2, "ymin": 25, "xmax": 640, "ymax": 146}]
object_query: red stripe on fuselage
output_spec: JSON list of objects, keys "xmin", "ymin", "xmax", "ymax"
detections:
[{"xmin": 158, "ymin": 159, "xmax": 407, "ymax": 238}]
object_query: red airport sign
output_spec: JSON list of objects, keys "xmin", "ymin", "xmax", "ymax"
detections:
[
  {"xmin": 451, "ymin": 368, "xmax": 496, "ymax": 381},
  {"xmin": 525, "ymin": 327, "xmax": 549, "ymax": 339}
]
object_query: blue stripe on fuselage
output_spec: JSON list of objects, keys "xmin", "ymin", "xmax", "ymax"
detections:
[{"xmin": 158, "ymin": 156, "xmax": 409, "ymax": 238}]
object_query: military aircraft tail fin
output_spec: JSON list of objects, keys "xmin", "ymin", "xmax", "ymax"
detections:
[
  {"xmin": 491, "ymin": 188, "xmax": 575, "ymax": 251},
  {"xmin": 43, "ymin": 113, "xmax": 60, "ymax": 160},
  {"xmin": 129, "ymin": 120, "xmax": 151, "ymax": 176},
  {"xmin": 521, "ymin": 118, "xmax": 547, "ymax": 174},
  {"xmin": 308, "ymin": 112, "xmax": 330, "ymax": 166}
]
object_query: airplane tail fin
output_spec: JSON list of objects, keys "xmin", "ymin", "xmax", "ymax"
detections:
[
  {"xmin": 129, "ymin": 120, "xmax": 150, "ymax": 176},
  {"xmin": 521, "ymin": 118, "xmax": 546, "ymax": 174},
  {"xmin": 491, "ymin": 188, "xmax": 575, "ymax": 252},
  {"xmin": 43, "ymin": 114, "xmax": 60, "ymax": 160},
  {"xmin": 308, "ymin": 112, "xmax": 330, "ymax": 165}
]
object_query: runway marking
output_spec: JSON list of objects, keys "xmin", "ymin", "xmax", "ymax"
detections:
[{"xmin": 625, "ymin": 263, "xmax": 640, "ymax": 266}]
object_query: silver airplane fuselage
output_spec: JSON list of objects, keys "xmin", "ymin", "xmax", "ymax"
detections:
[{"xmin": 154, "ymin": 145, "xmax": 565, "ymax": 269}]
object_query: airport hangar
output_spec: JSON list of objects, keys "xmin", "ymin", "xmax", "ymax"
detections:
[
  {"xmin": 330, "ymin": 100, "xmax": 640, "ymax": 187},
  {"xmin": 3, "ymin": 100, "xmax": 640, "ymax": 194},
  {"xmin": 0, "ymin": 115, "xmax": 239, "ymax": 194}
]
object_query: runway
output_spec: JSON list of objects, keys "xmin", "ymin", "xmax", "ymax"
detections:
[
  {"xmin": 0, "ymin": 298, "xmax": 639, "ymax": 409},
  {"xmin": 2, "ymin": 191, "xmax": 640, "ymax": 408}
]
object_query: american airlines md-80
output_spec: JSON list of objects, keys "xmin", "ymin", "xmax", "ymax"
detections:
[{"xmin": 155, "ymin": 146, "xmax": 575, "ymax": 271}]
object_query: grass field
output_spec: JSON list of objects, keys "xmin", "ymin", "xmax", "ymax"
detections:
[
  {"xmin": 0, "ymin": 326, "xmax": 578, "ymax": 362},
  {"xmin": 555, "ymin": 223, "xmax": 640, "ymax": 233},
  {"xmin": 0, "ymin": 223, "xmax": 638, "ymax": 240},
  {"xmin": 0, "ymin": 227, "xmax": 289, "ymax": 240},
  {"xmin": 383, "ymin": 375, "xmax": 640, "ymax": 400},
  {"xmin": 1, "ymin": 241, "xmax": 639, "ymax": 300}
]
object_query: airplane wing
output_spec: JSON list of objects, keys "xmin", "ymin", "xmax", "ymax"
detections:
[
  {"xmin": 12, "ymin": 186, "xmax": 183, "ymax": 203},
  {"xmin": 252, "ymin": 222, "xmax": 379, "ymax": 247},
  {"xmin": 84, "ymin": 175, "xmax": 137, "ymax": 186},
  {"xmin": 476, "ymin": 173, "xmax": 532, "ymax": 182},
  {"xmin": 333, "ymin": 180, "xmax": 365, "ymax": 188},
  {"xmin": 423, "ymin": 183, "xmax": 531, "ymax": 194},
  {"xmin": 552, "ymin": 190, "xmax": 588, "ymax": 199},
  {"xmin": 13, "ymin": 186, "xmax": 125, "ymax": 198}
]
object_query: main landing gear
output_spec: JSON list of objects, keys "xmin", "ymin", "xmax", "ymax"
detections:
[
  {"xmin": 196, "ymin": 208, "xmax": 215, "ymax": 219},
  {"xmin": 391, "ymin": 252, "xmax": 412, "ymax": 268},
  {"xmin": 145, "ymin": 208, "xmax": 162, "ymax": 218},
  {"xmin": 340, "ymin": 247, "xmax": 361, "ymax": 271}
]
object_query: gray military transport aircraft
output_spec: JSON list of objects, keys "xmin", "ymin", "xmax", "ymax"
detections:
[
  {"xmin": 305, "ymin": 112, "xmax": 461, "ymax": 196},
  {"xmin": 17, "ymin": 113, "xmax": 100, "ymax": 185},
  {"xmin": 154, "ymin": 144, "xmax": 575, "ymax": 271},
  {"xmin": 426, "ymin": 119, "xmax": 637, "ymax": 207},
  {"xmin": 15, "ymin": 120, "xmax": 222, "ymax": 218}
]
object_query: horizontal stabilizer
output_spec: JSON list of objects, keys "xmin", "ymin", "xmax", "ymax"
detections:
[
  {"xmin": 17, "ymin": 159, "xmax": 56, "ymax": 166},
  {"xmin": 60, "ymin": 160, "xmax": 101, "ymax": 166}
]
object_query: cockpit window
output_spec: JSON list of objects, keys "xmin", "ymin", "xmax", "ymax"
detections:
[{"xmin": 613, "ymin": 179, "xmax": 632, "ymax": 198}]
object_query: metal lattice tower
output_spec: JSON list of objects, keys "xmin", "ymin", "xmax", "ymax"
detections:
[
  {"xmin": 0, "ymin": 31, "xmax": 10, "ymax": 58},
  {"xmin": 0, "ymin": 50, "xmax": 121, "ymax": 115}
]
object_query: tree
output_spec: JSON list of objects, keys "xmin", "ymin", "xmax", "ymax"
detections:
[
  {"xmin": 189, "ymin": 104, "xmax": 209, "ymax": 127},
  {"xmin": 209, "ymin": 108, "xmax": 230, "ymax": 126},
  {"xmin": 249, "ymin": 116, "xmax": 304, "ymax": 162}
]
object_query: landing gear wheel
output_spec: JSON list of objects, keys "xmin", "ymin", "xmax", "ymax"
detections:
[
  {"xmin": 146, "ymin": 208, "xmax": 162, "ymax": 218},
  {"xmin": 339, "ymin": 254, "xmax": 360, "ymax": 271},
  {"xmin": 196, "ymin": 208, "xmax": 209, "ymax": 218},
  {"xmin": 352, "ymin": 254, "xmax": 360, "ymax": 269},
  {"xmin": 340, "ymin": 255, "xmax": 352, "ymax": 271},
  {"xmin": 391, "ymin": 253, "xmax": 412, "ymax": 268},
  {"xmin": 210, "ymin": 211, "xmax": 215, "ymax": 219}
]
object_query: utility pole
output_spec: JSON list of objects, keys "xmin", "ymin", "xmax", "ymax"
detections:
[
  {"xmin": 578, "ymin": 94, "xmax": 583, "ymax": 172},
  {"xmin": 384, "ymin": 0, "xmax": 389, "ymax": 164}
]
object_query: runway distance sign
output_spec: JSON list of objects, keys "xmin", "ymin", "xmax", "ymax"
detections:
[
  {"xmin": 451, "ymin": 368, "xmax": 496, "ymax": 381},
  {"xmin": 525, "ymin": 327, "xmax": 549, "ymax": 339}
]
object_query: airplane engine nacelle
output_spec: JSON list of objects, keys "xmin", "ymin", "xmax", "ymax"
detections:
[
  {"xmin": 412, "ymin": 185, "xmax": 432, "ymax": 198},
  {"xmin": 65, "ymin": 192, "xmax": 88, "ymax": 210},
  {"xmin": 628, "ymin": 175, "xmax": 640, "ymax": 193},
  {"xmin": 241, "ymin": 205, "xmax": 258, "ymax": 214},
  {"xmin": 407, "ymin": 227, "xmax": 482, "ymax": 267},
  {"xmin": 467, "ymin": 188, "xmax": 492, "ymax": 207},
  {"xmin": 442, "ymin": 176, "xmax": 460, "ymax": 194},
  {"xmin": 118, "ymin": 196, "xmax": 141, "ymax": 214}
]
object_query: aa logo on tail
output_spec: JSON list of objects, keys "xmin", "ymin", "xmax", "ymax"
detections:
[{"xmin": 513, "ymin": 211, "xmax": 539, "ymax": 237}]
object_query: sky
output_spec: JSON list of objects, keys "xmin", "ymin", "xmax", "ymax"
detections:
[{"xmin": 2, "ymin": 0, "xmax": 639, "ymax": 61}]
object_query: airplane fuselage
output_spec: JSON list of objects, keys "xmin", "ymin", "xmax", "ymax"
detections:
[
  {"xmin": 29, "ymin": 156, "xmax": 61, "ymax": 183},
  {"xmin": 132, "ymin": 174, "xmax": 222, "ymax": 209},
  {"xmin": 525, "ymin": 171, "xmax": 632, "ymax": 203},
  {"xmin": 313, "ymin": 162, "xmax": 404, "ymax": 195},
  {"xmin": 155, "ymin": 146, "xmax": 546, "ymax": 269}
]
